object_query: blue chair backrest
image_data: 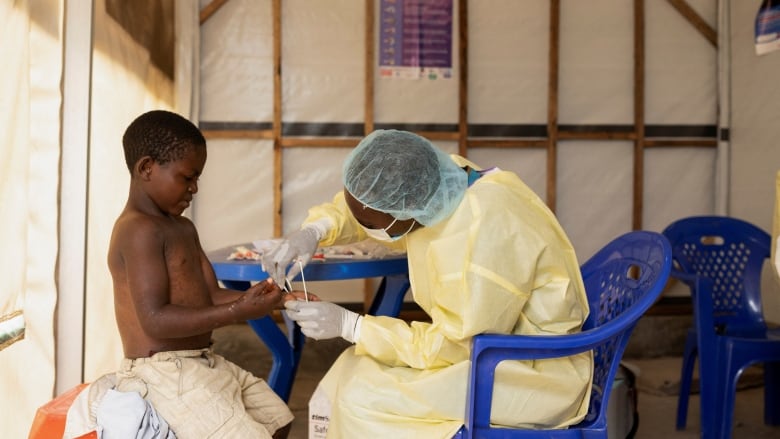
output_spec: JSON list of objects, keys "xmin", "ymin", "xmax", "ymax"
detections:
[
  {"xmin": 576, "ymin": 231, "xmax": 672, "ymax": 427},
  {"xmin": 662, "ymin": 216, "xmax": 770, "ymax": 333}
]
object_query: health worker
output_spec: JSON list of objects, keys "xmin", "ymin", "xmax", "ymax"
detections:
[{"xmin": 263, "ymin": 129, "xmax": 593, "ymax": 437}]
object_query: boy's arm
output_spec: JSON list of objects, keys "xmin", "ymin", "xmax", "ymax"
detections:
[
  {"xmin": 120, "ymin": 219, "xmax": 281, "ymax": 338},
  {"xmin": 199, "ymin": 249, "xmax": 301, "ymax": 306},
  {"xmin": 198, "ymin": 246, "xmax": 246, "ymax": 305}
]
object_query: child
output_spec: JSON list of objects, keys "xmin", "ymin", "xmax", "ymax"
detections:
[{"xmin": 67, "ymin": 110, "xmax": 300, "ymax": 438}]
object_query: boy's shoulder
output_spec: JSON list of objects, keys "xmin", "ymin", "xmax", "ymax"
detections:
[
  {"xmin": 111, "ymin": 210, "xmax": 165, "ymax": 246},
  {"xmin": 114, "ymin": 209, "xmax": 195, "ymax": 230},
  {"xmin": 113, "ymin": 209, "xmax": 157, "ymax": 233},
  {"xmin": 112, "ymin": 210, "xmax": 199, "ymax": 247}
]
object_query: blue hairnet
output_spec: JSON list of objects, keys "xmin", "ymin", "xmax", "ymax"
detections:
[{"xmin": 343, "ymin": 129, "xmax": 467, "ymax": 227}]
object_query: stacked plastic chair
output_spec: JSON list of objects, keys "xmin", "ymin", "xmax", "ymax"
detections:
[
  {"xmin": 453, "ymin": 230, "xmax": 672, "ymax": 438},
  {"xmin": 663, "ymin": 215, "xmax": 780, "ymax": 439}
]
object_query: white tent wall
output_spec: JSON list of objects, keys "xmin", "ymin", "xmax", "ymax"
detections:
[
  {"xmin": 729, "ymin": 1, "xmax": 780, "ymax": 323},
  {"xmin": 0, "ymin": 0, "xmax": 63, "ymax": 437},
  {"xmin": 1, "ymin": 0, "xmax": 198, "ymax": 436},
  {"xmin": 5, "ymin": 0, "xmax": 780, "ymax": 437},
  {"xmin": 195, "ymin": 0, "xmax": 720, "ymax": 305}
]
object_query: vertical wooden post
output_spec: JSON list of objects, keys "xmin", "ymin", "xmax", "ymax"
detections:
[
  {"xmin": 633, "ymin": 0, "xmax": 645, "ymax": 230},
  {"xmin": 546, "ymin": 0, "xmax": 560, "ymax": 212},
  {"xmin": 365, "ymin": 0, "xmax": 375, "ymax": 136},
  {"xmin": 272, "ymin": 0, "xmax": 283, "ymax": 237},
  {"xmin": 457, "ymin": 0, "xmax": 468, "ymax": 157},
  {"xmin": 363, "ymin": 0, "xmax": 376, "ymax": 311}
]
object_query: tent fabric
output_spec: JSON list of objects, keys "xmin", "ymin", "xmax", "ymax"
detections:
[
  {"xmin": 1, "ymin": 1, "xmax": 196, "ymax": 437},
  {"xmin": 7, "ymin": 1, "xmax": 780, "ymax": 438},
  {"xmin": 0, "ymin": 0, "xmax": 31, "ymax": 352},
  {"xmin": 0, "ymin": 1, "xmax": 62, "ymax": 438}
]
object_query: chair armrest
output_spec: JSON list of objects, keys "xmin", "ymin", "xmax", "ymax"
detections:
[
  {"xmin": 471, "ymin": 320, "xmax": 631, "ymax": 361},
  {"xmin": 465, "ymin": 317, "xmax": 637, "ymax": 434}
]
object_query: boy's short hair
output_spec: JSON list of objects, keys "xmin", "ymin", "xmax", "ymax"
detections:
[{"xmin": 122, "ymin": 110, "xmax": 206, "ymax": 172}]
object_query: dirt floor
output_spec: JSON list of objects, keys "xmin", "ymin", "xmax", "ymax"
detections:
[{"xmin": 211, "ymin": 323, "xmax": 780, "ymax": 439}]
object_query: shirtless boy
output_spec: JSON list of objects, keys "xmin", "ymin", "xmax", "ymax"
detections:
[{"xmin": 105, "ymin": 110, "xmax": 300, "ymax": 438}]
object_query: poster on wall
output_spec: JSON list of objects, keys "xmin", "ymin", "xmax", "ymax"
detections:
[
  {"xmin": 378, "ymin": 0, "xmax": 453, "ymax": 80},
  {"xmin": 755, "ymin": 0, "xmax": 780, "ymax": 55}
]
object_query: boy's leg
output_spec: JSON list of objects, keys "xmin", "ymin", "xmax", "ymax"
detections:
[
  {"xmin": 116, "ymin": 350, "xmax": 277, "ymax": 438},
  {"xmin": 215, "ymin": 354, "xmax": 294, "ymax": 437}
]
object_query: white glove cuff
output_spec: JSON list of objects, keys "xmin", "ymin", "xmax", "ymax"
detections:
[
  {"xmin": 353, "ymin": 315, "xmax": 363, "ymax": 343},
  {"xmin": 341, "ymin": 312, "xmax": 362, "ymax": 344},
  {"xmin": 304, "ymin": 217, "xmax": 334, "ymax": 241}
]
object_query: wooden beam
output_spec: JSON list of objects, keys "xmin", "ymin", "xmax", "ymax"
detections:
[
  {"xmin": 199, "ymin": 131, "xmax": 716, "ymax": 149},
  {"xmin": 645, "ymin": 139, "xmax": 717, "ymax": 148},
  {"xmin": 469, "ymin": 139, "xmax": 548, "ymax": 149},
  {"xmin": 201, "ymin": 129, "xmax": 273, "ymax": 140},
  {"xmin": 666, "ymin": 0, "xmax": 717, "ymax": 48},
  {"xmin": 272, "ymin": 0, "xmax": 283, "ymax": 237},
  {"xmin": 363, "ymin": 0, "xmax": 375, "ymax": 311},
  {"xmin": 557, "ymin": 131, "xmax": 637, "ymax": 140},
  {"xmin": 633, "ymin": 0, "xmax": 646, "ymax": 231},
  {"xmin": 364, "ymin": 0, "xmax": 375, "ymax": 136},
  {"xmin": 547, "ymin": 0, "xmax": 560, "ymax": 212},
  {"xmin": 458, "ymin": 0, "xmax": 469, "ymax": 157},
  {"xmin": 414, "ymin": 131, "xmax": 461, "ymax": 141},
  {"xmin": 200, "ymin": 0, "xmax": 230, "ymax": 25},
  {"xmin": 280, "ymin": 138, "xmax": 361, "ymax": 148}
]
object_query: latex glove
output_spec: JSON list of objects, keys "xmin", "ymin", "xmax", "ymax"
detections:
[
  {"xmin": 261, "ymin": 226, "xmax": 321, "ymax": 286},
  {"xmin": 284, "ymin": 300, "xmax": 363, "ymax": 343}
]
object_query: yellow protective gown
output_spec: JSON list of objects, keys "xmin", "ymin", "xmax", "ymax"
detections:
[{"xmin": 304, "ymin": 155, "xmax": 592, "ymax": 438}]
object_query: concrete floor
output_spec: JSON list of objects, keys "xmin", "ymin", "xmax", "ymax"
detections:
[{"xmin": 212, "ymin": 323, "xmax": 780, "ymax": 439}]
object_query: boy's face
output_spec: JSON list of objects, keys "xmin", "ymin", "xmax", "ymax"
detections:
[{"xmin": 145, "ymin": 147, "xmax": 206, "ymax": 216}]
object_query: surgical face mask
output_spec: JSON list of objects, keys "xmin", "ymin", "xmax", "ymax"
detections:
[{"xmin": 361, "ymin": 218, "xmax": 416, "ymax": 242}]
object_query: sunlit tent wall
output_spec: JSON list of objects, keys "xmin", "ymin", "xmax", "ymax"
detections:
[
  {"xmin": 0, "ymin": 1, "xmax": 61, "ymax": 437},
  {"xmin": 2, "ymin": 1, "xmax": 780, "ymax": 438},
  {"xmin": 0, "ymin": 1, "xmax": 198, "ymax": 437}
]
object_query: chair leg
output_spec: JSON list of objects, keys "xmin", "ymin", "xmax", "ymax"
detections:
[
  {"xmin": 715, "ymin": 357, "xmax": 742, "ymax": 439},
  {"xmin": 676, "ymin": 333, "xmax": 697, "ymax": 430},
  {"xmin": 765, "ymin": 361, "xmax": 780, "ymax": 425}
]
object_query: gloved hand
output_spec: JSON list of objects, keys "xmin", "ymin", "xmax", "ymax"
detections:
[
  {"xmin": 261, "ymin": 225, "xmax": 321, "ymax": 286},
  {"xmin": 284, "ymin": 300, "xmax": 363, "ymax": 343}
]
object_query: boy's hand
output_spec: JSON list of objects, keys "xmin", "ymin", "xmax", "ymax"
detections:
[
  {"xmin": 230, "ymin": 279, "xmax": 283, "ymax": 320},
  {"xmin": 281, "ymin": 290, "xmax": 320, "ymax": 305}
]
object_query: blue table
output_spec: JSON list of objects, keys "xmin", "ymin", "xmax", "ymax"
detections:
[{"xmin": 208, "ymin": 244, "xmax": 410, "ymax": 401}]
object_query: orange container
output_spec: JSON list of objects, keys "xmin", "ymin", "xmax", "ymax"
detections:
[{"xmin": 28, "ymin": 383, "xmax": 92, "ymax": 439}]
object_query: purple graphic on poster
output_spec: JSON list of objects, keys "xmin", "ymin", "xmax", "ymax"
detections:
[{"xmin": 379, "ymin": 0, "xmax": 453, "ymax": 79}]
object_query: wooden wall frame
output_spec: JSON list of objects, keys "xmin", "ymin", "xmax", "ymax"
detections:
[
  {"xmin": 199, "ymin": 0, "xmax": 718, "ymax": 315},
  {"xmin": 200, "ymin": 0, "xmax": 717, "ymax": 234}
]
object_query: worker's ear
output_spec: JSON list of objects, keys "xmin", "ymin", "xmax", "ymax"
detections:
[{"xmin": 135, "ymin": 156, "xmax": 154, "ymax": 180}]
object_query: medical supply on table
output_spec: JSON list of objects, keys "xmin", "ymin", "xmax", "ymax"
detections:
[{"xmin": 226, "ymin": 246, "xmax": 261, "ymax": 260}]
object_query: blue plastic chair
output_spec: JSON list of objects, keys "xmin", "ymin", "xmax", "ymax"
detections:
[
  {"xmin": 663, "ymin": 216, "xmax": 780, "ymax": 439},
  {"xmin": 453, "ymin": 230, "xmax": 672, "ymax": 438}
]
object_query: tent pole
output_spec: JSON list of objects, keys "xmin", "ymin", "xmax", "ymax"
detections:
[{"xmin": 57, "ymin": 0, "xmax": 94, "ymax": 394}]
